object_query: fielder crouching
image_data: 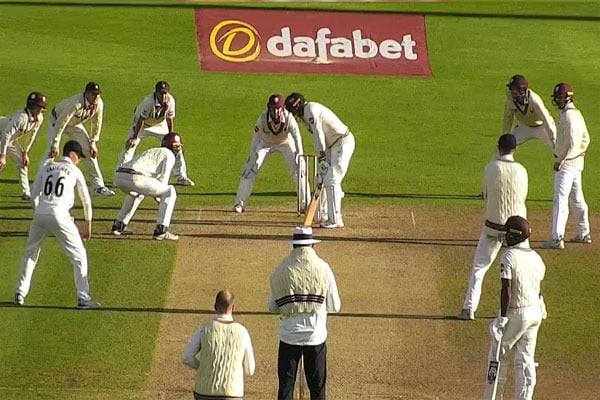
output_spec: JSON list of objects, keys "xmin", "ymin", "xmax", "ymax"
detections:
[
  {"xmin": 111, "ymin": 132, "xmax": 182, "ymax": 241},
  {"xmin": 483, "ymin": 216, "xmax": 546, "ymax": 400}
]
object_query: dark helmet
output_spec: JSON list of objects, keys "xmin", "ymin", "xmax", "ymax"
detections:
[
  {"xmin": 26, "ymin": 91, "xmax": 47, "ymax": 110},
  {"xmin": 504, "ymin": 215, "xmax": 531, "ymax": 246},
  {"xmin": 267, "ymin": 94, "xmax": 285, "ymax": 124},
  {"xmin": 84, "ymin": 82, "xmax": 101, "ymax": 94},
  {"xmin": 284, "ymin": 92, "xmax": 305, "ymax": 117},
  {"xmin": 507, "ymin": 75, "xmax": 528, "ymax": 104},
  {"xmin": 155, "ymin": 81, "xmax": 170, "ymax": 93},
  {"xmin": 551, "ymin": 82, "xmax": 573, "ymax": 109},
  {"xmin": 161, "ymin": 132, "xmax": 183, "ymax": 154}
]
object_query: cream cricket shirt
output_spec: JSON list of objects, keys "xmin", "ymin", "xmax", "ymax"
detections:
[
  {"xmin": 132, "ymin": 93, "xmax": 175, "ymax": 128},
  {"xmin": 500, "ymin": 241, "xmax": 545, "ymax": 309},
  {"xmin": 482, "ymin": 154, "xmax": 528, "ymax": 234},
  {"xmin": 122, "ymin": 147, "xmax": 175, "ymax": 185},
  {"xmin": 254, "ymin": 109, "xmax": 302, "ymax": 151},
  {"xmin": 0, "ymin": 109, "xmax": 44, "ymax": 154},
  {"xmin": 302, "ymin": 102, "xmax": 349, "ymax": 154},
  {"xmin": 50, "ymin": 93, "xmax": 104, "ymax": 148},
  {"xmin": 31, "ymin": 157, "xmax": 92, "ymax": 221},
  {"xmin": 502, "ymin": 89, "xmax": 556, "ymax": 141},
  {"xmin": 555, "ymin": 102, "xmax": 590, "ymax": 169}
]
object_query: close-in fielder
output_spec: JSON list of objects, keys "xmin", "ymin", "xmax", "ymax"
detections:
[
  {"xmin": 460, "ymin": 134, "xmax": 528, "ymax": 321},
  {"xmin": 14, "ymin": 140, "xmax": 100, "ymax": 309},
  {"xmin": 0, "ymin": 92, "xmax": 47, "ymax": 200},
  {"xmin": 111, "ymin": 132, "xmax": 181, "ymax": 241},
  {"xmin": 483, "ymin": 215, "xmax": 546, "ymax": 400},
  {"xmin": 502, "ymin": 75, "xmax": 556, "ymax": 151},
  {"xmin": 45, "ymin": 82, "xmax": 114, "ymax": 196},
  {"xmin": 541, "ymin": 83, "xmax": 591, "ymax": 249},
  {"xmin": 285, "ymin": 93, "xmax": 355, "ymax": 228},
  {"xmin": 234, "ymin": 94, "xmax": 305, "ymax": 213},
  {"xmin": 116, "ymin": 81, "xmax": 195, "ymax": 186}
]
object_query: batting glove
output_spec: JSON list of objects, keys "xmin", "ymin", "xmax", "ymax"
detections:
[{"xmin": 318, "ymin": 159, "xmax": 329, "ymax": 175}]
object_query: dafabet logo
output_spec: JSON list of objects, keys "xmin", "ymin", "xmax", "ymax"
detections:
[{"xmin": 196, "ymin": 9, "xmax": 432, "ymax": 76}]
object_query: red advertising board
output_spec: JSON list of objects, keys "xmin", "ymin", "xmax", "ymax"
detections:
[{"xmin": 194, "ymin": 8, "xmax": 432, "ymax": 76}]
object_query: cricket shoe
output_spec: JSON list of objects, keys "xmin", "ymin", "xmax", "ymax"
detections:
[
  {"xmin": 540, "ymin": 238, "xmax": 565, "ymax": 250},
  {"xmin": 21, "ymin": 193, "xmax": 32, "ymax": 201},
  {"xmin": 571, "ymin": 234, "xmax": 592, "ymax": 244},
  {"xmin": 77, "ymin": 298, "xmax": 101, "ymax": 309},
  {"xmin": 320, "ymin": 217, "xmax": 344, "ymax": 229},
  {"xmin": 14, "ymin": 293, "xmax": 25, "ymax": 305},
  {"xmin": 233, "ymin": 204, "xmax": 244, "ymax": 214},
  {"xmin": 458, "ymin": 308, "xmax": 474, "ymax": 321},
  {"xmin": 111, "ymin": 221, "xmax": 133, "ymax": 236},
  {"xmin": 153, "ymin": 231, "xmax": 179, "ymax": 241},
  {"xmin": 94, "ymin": 186, "xmax": 116, "ymax": 196},
  {"xmin": 176, "ymin": 177, "xmax": 195, "ymax": 186}
]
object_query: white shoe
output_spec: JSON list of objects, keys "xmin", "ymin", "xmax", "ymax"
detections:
[
  {"xmin": 233, "ymin": 204, "xmax": 244, "ymax": 213},
  {"xmin": 14, "ymin": 293, "xmax": 25, "ymax": 305},
  {"xmin": 94, "ymin": 187, "xmax": 115, "ymax": 196},
  {"xmin": 571, "ymin": 234, "xmax": 592, "ymax": 244},
  {"xmin": 540, "ymin": 238, "xmax": 565, "ymax": 249},
  {"xmin": 153, "ymin": 231, "xmax": 179, "ymax": 241},
  {"xmin": 176, "ymin": 177, "xmax": 195, "ymax": 186},
  {"xmin": 458, "ymin": 308, "xmax": 474, "ymax": 321},
  {"xmin": 77, "ymin": 298, "xmax": 101, "ymax": 309}
]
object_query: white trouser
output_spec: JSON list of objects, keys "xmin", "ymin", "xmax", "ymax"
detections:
[
  {"xmin": 320, "ymin": 132, "xmax": 355, "ymax": 224},
  {"xmin": 234, "ymin": 137, "xmax": 301, "ymax": 208},
  {"xmin": 114, "ymin": 172, "xmax": 177, "ymax": 227},
  {"xmin": 462, "ymin": 230, "xmax": 503, "ymax": 312},
  {"xmin": 16, "ymin": 213, "xmax": 92, "ymax": 301},
  {"xmin": 483, "ymin": 306, "xmax": 542, "ymax": 400},
  {"xmin": 551, "ymin": 163, "xmax": 590, "ymax": 240},
  {"xmin": 46, "ymin": 123, "xmax": 107, "ymax": 190},
  {"xmin": 1, "ymin": 142, "xmax": 30, "ymax": 195},
  {"xmin": 117, "ymin": 123, "xmax": 189, "ymax": 180},
  {"xmin": 512, "ymin": 125, "xmax": 554, "ymax": 151}
]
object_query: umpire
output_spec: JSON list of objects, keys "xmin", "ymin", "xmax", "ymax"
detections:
[{"xmin": 268, "ymin": 226, "xmax": 341, "ymax": 400}]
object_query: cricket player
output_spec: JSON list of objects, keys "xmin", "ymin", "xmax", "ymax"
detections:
[
  {"xmin": 541, "ymin": 83, "xmax": 591, "ymax": 249},
  {"xmin": 460, "ymin": 134, "xmax": 528, "ymax": 321},
  {"xmin": 502, "ymin": 75, "xmax": 556, "ymax": 151},
  {"xmin": 116, "ymin": 80, "xmax": 195, "ymax": 186},
  {"xmin": 45, "ymin": 82, "xmax": 115, "ymax": 196},
  {"xmin": 285, "ymin": 93, "xmax": 355, "ymax": 228},
  {"xmin": 14, "ymin": 140, "xmax": 100, "ymax": 309},
  {"xmin": 234, "ymin": 94, "xmax": 305, "ymax": 213},
  {"xmin": 0, "ymin": 92, "xmax": 47, "ymax": 200},
  {"xmin": 111, "ymin": 132, "xmax": 181, "ymax": 241},
  {"xmin": 182, "ymin": 290, "xmax": 255, "ymax": 400},
  {"xmin": 483, "ymin": 215, "xmax": 546, "ymax": 400}
]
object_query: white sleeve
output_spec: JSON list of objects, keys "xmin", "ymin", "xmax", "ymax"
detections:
[
  {"xmin": 30, "ymin": 162, "xmax": 46, "ymax": 209},
  {"xmin": 1, "ymin": 115, "xmax": 22, "ymax": 154},
  {"xmin": 243, "ymin": 328, "xmax": 256, "ymax": 376},
  {"xmin": 267, "ymin": 293, "xmax": 279, "ymax": 313},
  {"xmin": 182, "ymin": 326, "xmax": 203, "ymax": 369},
  {"xmin": 532, "ymin": 97, "xmax": 556, "ymax": 142},
  {"xmin": 288, "ymin": 117, "xmax": 303, "ymax": 155},
  {"xmin": 76, "ymin": 170, "xmax": 93, "ymax": 221},
  {"xmin": 326, "ymin": 266, "xmax": 341, "ymax": 313},
  {"xmin": 499, "ymin": 251, "xmax": 513, "ymax": 280}
]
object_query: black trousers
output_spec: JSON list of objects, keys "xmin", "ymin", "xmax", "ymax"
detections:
[{"xmin": 277, "ymin": 341, "xmax": 327, "ymax": 400}]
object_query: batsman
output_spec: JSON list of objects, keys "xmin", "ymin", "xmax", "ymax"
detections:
[
  {"xmin": 483, "ymin": 215, "xmax": 546, "ymax": 400},
  {"xmin": 285, "ymin": 93, "xmax": 355, "ymax": 228}
]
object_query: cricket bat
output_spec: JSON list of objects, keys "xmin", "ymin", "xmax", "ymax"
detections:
[{"xmin": 302, "ymin": 183, "xmax": 323, "ymax": 226}]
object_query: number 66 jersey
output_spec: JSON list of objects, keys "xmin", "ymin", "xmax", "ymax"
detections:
[{"xmin": 31, "ymin": 157, "xmax": 92, "ymax": 220}]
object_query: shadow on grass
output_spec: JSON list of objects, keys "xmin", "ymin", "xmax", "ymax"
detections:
[{"xmin": 0, "ymin": 302, "xmax": 491, "ymax": 320}]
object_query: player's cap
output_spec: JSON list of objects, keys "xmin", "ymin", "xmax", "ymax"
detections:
[
  {"xmin": 498, "ymin": 134, "xmax": 517, "ymax": 152},
  {"xmin": 63, "ymin": 140, "xmax": 86, "ymax": 158},
  {"xmin": 84, "ymin": 82, "xmax": 101, "ymax": 94},
  {"xmin": 267, "ymin": 94, "xmax": 285, "ymax": 108},
  {"xmin": 155, "ymin": 80, "xmax": 170, "ymax": 93},
  {"xmin": 26, "ymin": 92, "xmax": 47, "ymax": 109},
  {"xmin": 506, "ymin": 75, "xmax": 528, "ymax": 90},
  {"xmin": 290, "ymin": 226, "xmax": 321, "ymax": 245}
]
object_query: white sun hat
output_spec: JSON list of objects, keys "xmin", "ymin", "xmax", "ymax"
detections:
[{"xmin": 290, "ymin": 226, "xmax": 321, "ymax": 245}]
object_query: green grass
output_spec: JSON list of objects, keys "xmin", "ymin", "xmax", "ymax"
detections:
[{"xmin": 1, "ymin": 1, "xmax": 600, "ymax": 398}]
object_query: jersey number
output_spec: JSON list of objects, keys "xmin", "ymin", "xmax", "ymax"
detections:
[{"xmin": 44, "ymin": 175, "xmax": 65, "ymax": 197}]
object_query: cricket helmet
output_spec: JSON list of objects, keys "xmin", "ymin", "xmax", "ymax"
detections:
[
  {"xmin": 155, "ymin": 80, "xmax": 170, "ymax": 93},
  {"xmin": 504, "ymin": 215, "xmax": 531, "ymax": 246},
  {"xmin": 284, "ymin": 92, "xmax": 305, "ymax": 117},
  {"xmin": 26, "ymin": 91, "xmax": 47, "ymax": 110},
  {"xmin": 161, "ymin": 132, "xmax": 183, "ymax": 154},
  {"xmin": 507, "ymin": 75, "xmax": 528, "ymax": 104},
  {"xmin": 267, "ymin": 94, "xmax": 285, "ymax": 124},
  {"xmin": 551, "ymin": 82, "xmax": 573, "ymax": 109}
]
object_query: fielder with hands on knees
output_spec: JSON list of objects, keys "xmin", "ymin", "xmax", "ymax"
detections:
[
  {"xmin": 268, "ymin": 226, "xmax": 341, "ymax": 400},
  {"xmin": 45, "ymin": 82, "xmax": 114, "ymax": 196},
  {"xmin": 502, "ymin": 74, "xmax": 556, "ymax": 151},
  {"xmin": 285, "ymin": 93, "xmax": 355, "ymax": 228},
  {"xmin": 540, "ymin": 83, "xmax": 591, "ymax": 250},
  {"xmin": 182, "ymin": 289, "xmax": 255, "ymax": 400},
  {"xmin": 0, "ymin": 92, "xmax": 47, "ymax": 200},
  {"xmin": 111, "ymin": 132, "xmax": 182, "ymax": 241},
  {"xmin": 233, "ymin": 93, "xmax": 304, "ymax": 213},
  {"xmin": 483, "ymin": 215, "xmax": 546, "ymax": 400},
  {"xmin": 460, "ymin": 134, "xmax": 528, "ymax": 321},
  {"xmin": 117, "ymin": 80, "xmax": 195, "ymax": 186},
  {"xmin": 14, "ymin": 140, "xmax": 100, "ymax": 309}
]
